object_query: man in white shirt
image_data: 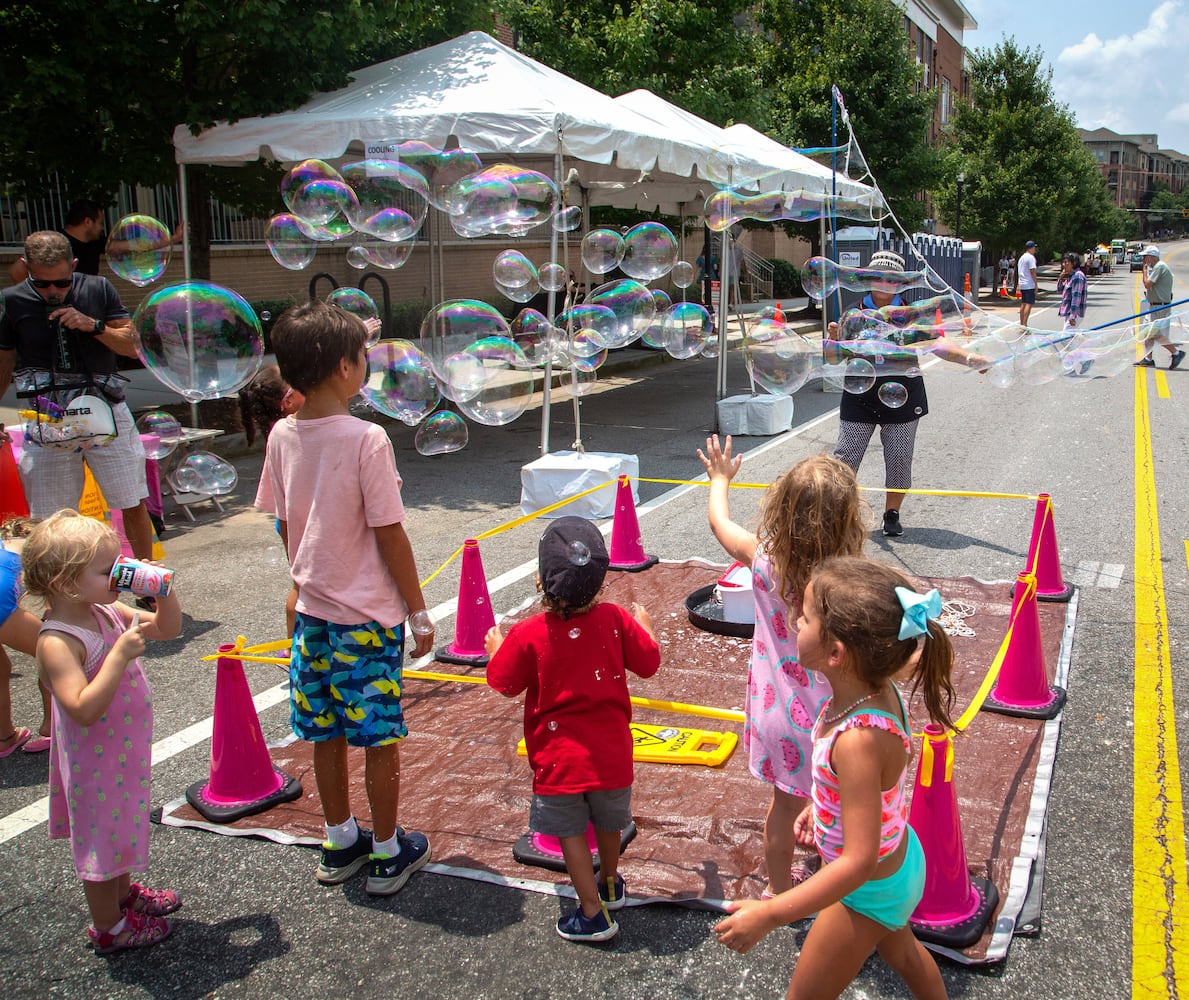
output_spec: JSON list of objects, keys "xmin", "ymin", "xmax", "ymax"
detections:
[{"xmin": 1017, "ymin": 240, "xmax": 1038, "ymax": 327}]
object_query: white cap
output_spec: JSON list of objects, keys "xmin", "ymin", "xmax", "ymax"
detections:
[{"xmin": 1143, "ymin": 245, "xmax": 1160, "ymax": 259}]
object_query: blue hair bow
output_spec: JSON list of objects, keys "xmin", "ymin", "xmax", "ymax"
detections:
[{"xmin": 896, "ymin": 586, "xmax": 942, "ymax": 640}]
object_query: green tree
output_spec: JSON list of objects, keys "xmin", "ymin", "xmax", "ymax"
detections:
[
  {"xmin": 0, "ymin": 1, "xmax": 492, "ymax": 276},
  {"xmin": 756, "ymin": 0, "xmax": 941, "ymax": 232},
  {"xmin": 495, "ymin": 0, "xmax": 766, "ymax": 127},
  {"xmin": 935, "ymin": 38, "xmax": 1120, "ymax": 256}
]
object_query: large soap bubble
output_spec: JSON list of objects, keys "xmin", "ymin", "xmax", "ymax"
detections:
[
  {"xmin": 266, "ymin": 214, "xmax": 317, "ymax": 271},
  {"xmin": 281, "ymin": 160, "xmax": 351, "ymax": 226},
  {"xmin": 662, "ymin": 302, "xmax": 713, "ymax": 359},
  {"xmin": 843, "ymin": 358, "xmax": 877, "ymax": 394},
  {"xmin": 620, "ymin": 222, "xmax": 678, "ymax": 281},
  {"xmin": 493, "ymin": 250, "xmax": 538, "ymax": 289},
  {"xmin": 173, "ymin": 451, "xmax": 238, "ymax": 495},
  {"xmin": 558, "ymin": 302, "xmax": 618, "ymax": 351},
  {"xmin": 133, "ymin": 282, "xmax": 264, "ymax": 401},
  {"xmin": 338, "ymin": 159, "xmax": 428, "ymax": 243},
  {"xmin": 539, "ymin": 262, "xmax": 567, "ymax": 292},
  {"xmin": 360, "ymin": 339, "xmax": 440, "ymax": 425},
  {"xmin": 582, "ymin": 229, "xmax": 625, "ymax": 275},
  {"xmin": 417, "ymin": 299, "xmax": 511, "ymax": 383},
  {"xmin": 447, "ymin": 164, "xmax": 558, "ymax": 238},
  {"xmin": 743, "ymin": 319, "xmax": 818, "ymax": 395},
  {"xmin": 135, "ymin": 410, "xmax": 183, "ymax": 459},
  {"xmin": 106, "ymin": 215, "xmax": 172, "ymax": 287},
  {"xmin": 389, "ymin": 143, "xmax": 483, "ymax": 212},
  {"xmin": 451, "ymin": 337, "xmax": 535, "ymax": 426},
  {"xmin": 510, "ymin": 309, "xmax": 556, "ymax": 367},
  {"xmin": 586, "ymin": 279, "xmax": 656, "ymax": 349},
  {"xmin": 415, "ymin": 410, "xmax": 469, "ymax": 456}
]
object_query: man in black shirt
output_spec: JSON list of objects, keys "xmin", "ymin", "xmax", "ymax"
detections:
[
  {"xmin": 7, "ymin": 200, "xmax": 105, "ymax": 283},
  {"xmin": 0, "ymin": 231, "xmax": 154, "ymax": 560}
]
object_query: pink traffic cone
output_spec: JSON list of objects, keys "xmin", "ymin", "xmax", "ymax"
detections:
[
  {"xmin": 608, "ymin": 475, "xmax": 658, "ymax": 572},
  {"xmin": 983, "ymin": 573, "xmax": 1067, "ymax": 720},
  {"xmin": 1022, "ymin": 494, "xmax": 1073, "ymax": 601},
  {"xmin": 0, "ymin": 440, "xmax": 29, "ymax": 519},
  {"xmin": 435, "ymin": 538, "xmax": 496, "ymax": 666},
  {"xmin": 185, "ymin": 644, "xmax": 301, "ymax": 822},
  {"xmin": 908, "ymin": 725, "xmax": 999, "ymax": 948}
]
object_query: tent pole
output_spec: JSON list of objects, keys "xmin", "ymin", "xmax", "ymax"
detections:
[
  {"xmin": 539, "ymin": 149, "xmax": 563, "ymax": 456},
  {"xmin": 177, "ymin": 162, "xmax": 199, "ymax": 426},
  {"xmin": 717, "ymin": 227, "xmax": 731, "ymax": 402}
]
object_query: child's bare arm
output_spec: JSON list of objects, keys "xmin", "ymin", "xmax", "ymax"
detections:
[
  {"xmin": 696, "ymin": 435, "xmax": 757, "ymax": 566},
  {"xmin": 39, "ymin": 617, "xmax": 145, "ymax": 727},
  {"xmin": 631, "ymin": 602, "xmax": 656, "ymax": 641},
  {"xmin": 110, "ymin": 576, "xmax": 182, "ymax": 641},
  {"xmin": 374, "ymin": 522, "xmax": 434, "ymax": 658}
]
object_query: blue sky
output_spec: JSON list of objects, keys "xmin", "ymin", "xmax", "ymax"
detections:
[{"xmin": 962, "ymin": 0, "xmax": 1189, "ymax": 153}]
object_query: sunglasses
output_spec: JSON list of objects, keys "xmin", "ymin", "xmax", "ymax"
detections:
[{"xmin": 28, "ymin": 277, "xmax": 73, "ymax": 289}]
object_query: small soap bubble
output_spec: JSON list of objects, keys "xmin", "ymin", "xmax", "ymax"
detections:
[
  {"xmin": 552, "ymin": 205, "xmax": 582, "ymax": 232},
  {"xmin": 264, "ymin": 545, "xmax": 286, "ymax": 567},
  {"xmin": 260, "ymin": 310, "xmax": 272, "ymax": 322},
  {"xmin": 581, "ymin": 229, "xmax": 625, "ymax": 274},
  {"xmin": 567, "ymin": 629, "xmax": 580, "ymax": 640},
  {"xmin": 671, "ymin": 261, "xmax": 696, "ymax": 289},
  {"xmin": 843, "ymin": 357, "xmax": 877, "ymax": 394},
  {"xmin": 619, "ymin": 222, "xmax": 678, "ymax": 281},
  {"xmin": 493, "ymin": 250, "xmax": 538, "ymax": 289},
  {"xmin": 548, "ymin": 719, "xmax": 560, "ymax": 730},
  {"xmin": 360, "ymin": 340, "xmax": 440, "ymax": 425},
  {"xmin": 266, "ymin": 214, "xmax": 317, "ymax": 271},
  {"xmin": 877, "ymin": 381, "xmax": 908, "ymax": 408},
  {"xmin": 539, "ymin": 262, "xmax": 567, "ymax": 292},
  {"xmin": 662, "ymin": 302, "xmax": 713, "ymax": 360},
  {"xmin": 565, "ymin": 366, "xmax": 598, "ymax": 396},
  {"xmin": 414, "ymin": 410, "xmax": 469, "ymax": 456},
  {"xmin": 568, "ymin": 540, "xmax": 591, "ymax": 566},
  {"xmin": 106, "ymin": 215, "xmax": 172, "ymax": 287},
  {"xmin": 281, "ymin": 159, "xmax": 350, "ymax": 226},
  {"xmin": 173, "ymin": 451, "xmax": 238, "ymax": 494},
  {"xmin": 346, "ymin": 245, "xmax": 370, "ymax": 269},
  {"xmin": 135, "ymin": 411, "xmax": 183, "ymax": 459}
]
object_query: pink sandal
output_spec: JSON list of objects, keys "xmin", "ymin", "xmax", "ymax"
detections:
[
  {"xmin": 121, "ymin": 882, "xmax": 182, "ymax": 917},
  {"xmin": 0, "ymin": 727, "xmax": 31, "ymax": 759},
  {"xmin": 89, "ymin": 910, "xmax": 173, "ymax": 955}
]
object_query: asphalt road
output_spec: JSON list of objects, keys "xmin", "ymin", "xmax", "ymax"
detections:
[{"xmin": 1, "ymin": 254, "xmax": 1186, "ymax": 999}]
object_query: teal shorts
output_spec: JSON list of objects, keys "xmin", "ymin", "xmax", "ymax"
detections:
[
  {"xmin": 840, "ymin": 826, "xmax": 926, "ymax": 930},
  {"xmin": 289, "ymin": 613, "xmax": 407, "ymax": 747}
]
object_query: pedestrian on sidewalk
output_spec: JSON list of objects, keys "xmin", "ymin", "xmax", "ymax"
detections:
[{"xmin": 1018, "ymin": 240, "xmax": 1038, "ymax": 327}]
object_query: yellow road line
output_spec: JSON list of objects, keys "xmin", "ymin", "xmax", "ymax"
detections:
[
  {"xmin": 1132, "ymin": 352, "xmax": 1189, "ymax": 995},
  {"xmin": 1155, "ymin": 370, "xmax": 1171, "ymax": 398}
]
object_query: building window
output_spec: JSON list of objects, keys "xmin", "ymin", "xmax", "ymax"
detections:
[
  {"xmin": 940, "ymin": 78, "xmax": 951, "ymax": 123},
  {"xmin": 1110, "ymin": 151, "xmax": 1119, "ymax": 164}
]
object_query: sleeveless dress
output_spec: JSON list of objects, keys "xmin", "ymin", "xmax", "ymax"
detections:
[
  {"xmin": 45, "ymin": 604, "xmax": 154, "ymax": 880},
  {"xmin": 744, "ymin": 548, "xmax": 830, "ymax": 798}
]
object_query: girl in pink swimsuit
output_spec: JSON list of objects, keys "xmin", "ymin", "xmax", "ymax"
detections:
[
  {"xmin": 715, "ymin": 556, "xmax": 956, "ymax": 1000},
  {"xmin": 698, "ymin": 436, "xmax": 866, "ymax": 897},
  {"xmin": 22, "ymin": 511, "xmax": 184, "ymax": 955}
]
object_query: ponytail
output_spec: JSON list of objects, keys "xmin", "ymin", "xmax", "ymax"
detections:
[{"xmin": 909, "ymin": 619, "xmax": 956, "ymax": 731}]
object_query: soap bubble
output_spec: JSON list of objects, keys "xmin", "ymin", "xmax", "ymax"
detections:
[
  {"xmin": 706, "ymin": 190, "xmax": 784, "ymax": 232},
  {"xmin": 447, "ymin": 164, "xmax": 558, "ymax": 237},
  {"xmin": 539, "ymin": 262, "xmax": 567, "ymax": 292},
  {"xmin": 568, "ymin": 540, "xmax": 591, "ymax": 566},
  {"xmin": 266, "ymin": 214, "xmax": 317, "ymax": 271},
  {"xmin": 173, "ymin": 451, "xmax": 238, "ymax": 495},
  {"xmin": 281, "ymin": 160, "xmax": 350, "ymax": 226},
  {"xmin": 351, "ymin": 238, "xmax": 414, "ymax": 270},
  {"xmin": 326, "ymin": 287, "xmax": 379, "ymax": 324},
  {"xmin": 417, "ymin": 299, "xmax": 511, "ymax": 383},
  {"xmin": 415, "ymin": 411, "xmax": 469, "ymax": 456},
  {"xmin": 346, "ymin": 245, "xmax": 370, "ymax": 269},
  {"xmin": 340, "ymin": 159, "xmax": 428, "ymax": 242},
  {"xmin": 843, "ymin": 357, "xmax": 877, "ymax": 394},
  {"xmin": 106, "ymin": 215, "xmax": 172, "ymax": 287},
  {"xmin": 495, "ymin": 273, "xmax": 541, "ymax": 303},
  {"xmin": 510, "ymin": 309, "xmax": 555, "ymax": 367},
  {"xmin": 564, "ymin": 366, "xmax": 598, "ymax": 396},
  {"xmin": 558, "ymin": 302, "xmax": 618, "ymax": 352},
  {"xmin": 452, "ymin": 337, "xmax": 535, "ymax": 426},
  {"xmin": 133, "ymin": 282, "xmax": 264, "ymax": 401},
  {"xmin": 493, "ymin": 250, "xmax": 538, "ymax": 289},
  {"xmin": 387, "ymin": 144, "xmax": 483, "ymax": 212},
  {"xmin": 640, "ymin": 290, "xmax": 673, "ymax": 349},
  {"xmin": 553, "ymin": 205, "xmax": 582, "ymax": 232},
  {"xmin": 662, "ymin": 302, "xmax": 713, "ymax": 359},
  {"xmin": 135, "ymin": 411, "xmax": 183, "ymax": 459},
  {"xmin": 876, "ymin": 381, "xmax": 908, "ymax": 408},
  {"xmin": 671, "ymin": 260, "xmax": 696, "ymax": 289},
  {"xmin": 581, "ymin": 229, "xmax": 625, "ymax": 275},
  {"xmin": 567, "ymin": 331, "xmax": 608, "ymax": 371},
  {"xmin": 620, "ymin": 222, "xmax": 678, "ymax": 281},
  {"xmin": 743, "ymin": 319, "xmax": 817, "ymax": 395},
  {"xmin": 360, "ymin": 340, "xmax": 440, "ymax": 426},
  {"xmin": 587, "ymin": 279, "xmax": 655, "ymax": 349}
]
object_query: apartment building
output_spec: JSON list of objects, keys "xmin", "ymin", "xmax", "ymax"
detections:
[{"xmin": 1079, "ymin": 126, "xmax": 1189, "ymax": 207}]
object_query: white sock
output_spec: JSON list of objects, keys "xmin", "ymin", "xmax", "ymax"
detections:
[
  {"xmin": 325, "ymin": 815, "xmax": 359, "ymax": 849},
  {"xmin": 372, "ymin": 831, "xmax": 402, "ymax": 858}
]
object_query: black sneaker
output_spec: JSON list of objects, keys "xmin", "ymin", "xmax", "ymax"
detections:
[
  {"xmin": 598, "ymin": 873, "xmax": 627, "ymax": 911},
  {"xmin": 556, "ymin": 904, "xmax": 619, "ymax": 942},
  {"xmin": 882, "ymin": 510, "xmax": 904, "ymax": 537},
  {"xmin": 1171, "ymin": 349, "xmax": 1186, "ymax": 370},
  {"xmin": 316, "ymin": 827, "xmax": 374, "ymax": 884},
  {"xmin": 365, "ymin": 830, "xmax": 431, "ymax": 896},
  {"xmin": 1136, "ymin": 357, "xmax": 1156, "ymax": 367}
]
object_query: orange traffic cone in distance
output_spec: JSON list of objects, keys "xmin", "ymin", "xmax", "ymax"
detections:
[
  {"xmin": 773, "ymin": 301, "xmax": 784, "ymax": 323},
  {"xmin": 934, "ymin": 306, "xmax": 945, "ymax": 337},
  {"xmin": 185, "ymin": 644, "xmax": 302, "ymax": 822},
  {"xmin": 0, "ymin": 440, "xmax": 29, "ymax": 520},
  {"xmin": 963, "ymin": 272, "xmax": 972, "ymax": 299},
  {"xmin": 907, "ymin": 725, "xmax": 999, "ymax": 948},
  {"xmin": 983, "ymin": 573, "xmax": 1067, "ymax": 720}
]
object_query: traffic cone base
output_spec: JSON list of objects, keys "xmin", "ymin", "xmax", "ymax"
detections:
[
  {"xmin": 608, "ymin": 475, "xmax": 658, "ymax": 572},
  {"xmin": 512, "ymin": 821, "xmax": 637, "ymax": 873},
  {"xmin": 435, "ymin": 538, "xmax": 496, "ymax": 667},
  {"xmin": 982, "ymin": 685, "xmax": 1067, "ymax": 720},
  {"xmin": 911, "ymin": 876, "xmax": 1000, "ymax": 949},
  {"xmin": 185, "ymin": 644, "xmax": 303, "ymax": 823}
]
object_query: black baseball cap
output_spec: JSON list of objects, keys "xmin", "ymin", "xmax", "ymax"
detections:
[{"xmin": 538, "ymin": 516, "xmax": 609, "ymax": 609}]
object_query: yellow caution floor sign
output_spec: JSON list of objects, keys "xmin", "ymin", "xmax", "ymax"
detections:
[{"xmin": 518, "ymin": 723, "xmax": 737, "ymax": 767}]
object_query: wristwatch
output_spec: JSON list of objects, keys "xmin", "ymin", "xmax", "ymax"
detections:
[{"xmin": 92, "ymin": 318, "xmax": 104, "ymax": 335}]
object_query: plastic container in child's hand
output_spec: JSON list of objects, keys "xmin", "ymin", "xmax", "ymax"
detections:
[{"xmin": 109, "ymin": 556, "xmax": 174, "ymax": 597}]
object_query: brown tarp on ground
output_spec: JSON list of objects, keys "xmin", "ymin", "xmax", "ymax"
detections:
[{"xmin": 160, "ymin": 561, "xmax": 1073, "ymax": 965}]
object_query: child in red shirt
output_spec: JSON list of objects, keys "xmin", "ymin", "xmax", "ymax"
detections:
[{"xmin": 485, "ymin": 516, "xmax": 660, "ymax": 943}]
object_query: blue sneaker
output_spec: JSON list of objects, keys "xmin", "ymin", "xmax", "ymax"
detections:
[
  {"xmin": 365, "ymin": 831, "xmax": 431, "ymax": 896},
  {"xmin": 316, "ymin": 827, "xmax": 373, "ymax": 884},
  {"xmin": 556, "ymin": 904, "xmax": 619, "ymax": 942},
  {"xmin": 598, "ymin": 873, "xmax": 627, "ymax": 911}
]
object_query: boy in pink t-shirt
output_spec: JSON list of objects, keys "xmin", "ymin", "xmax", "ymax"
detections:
[{"xmin": 255, "ymin": 302, "xmax": 434, "ymax": 897}]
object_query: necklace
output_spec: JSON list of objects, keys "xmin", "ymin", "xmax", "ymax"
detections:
[{"xmin": 822, "ymin": 689, "xmax": 882, "ymax": 727}]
